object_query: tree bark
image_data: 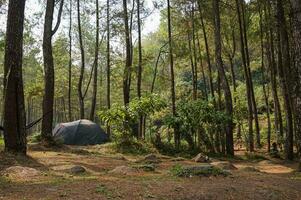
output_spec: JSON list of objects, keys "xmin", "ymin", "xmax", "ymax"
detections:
[
  {"xmin": 167, "ymin": 0, "xmax": 179, "ymax": 149},
  {"xmin": 188, "ymin": 32, "xmax": 197, "ymax": 100},
  {"xmin": 213, "ymin": 0, "xmax": 234, "ymax": 156},
  {"xmin": 259, "ymin": 1, "xmax": 271, "ymax": 152},
  {"xmin": 191, "ymin": 5, "xmax": 198, "ymax": 100},
  {"xmin": 275, "ymin": 0, "xmax": 294, "ymax": 160},
  {"xmin": 3, "ymin": 0, "xmax": 27, "ymax": 154},
  {"xmin": 68, "ymin": 0, "xmax": 72, "ymax": 121},
  {"xmin": 196, "ymin": 32, "xmax": 208, "ymax": 100},
  {"xmin": 77, "ymin": 0, "xmax": 85, "ymax": 119},
  {"xmin": 241, "ymin": 0, "xmax": 261, "ymax": 148},
  {"xmin": 290, "ymin": 0, "xmax": 301, "ymax": 169},
  {"xmin": 235, "ymin": 0, "xmax": 254, "ymax": 151},
  {"xmin": 122, "ymin": 0, "xmax": 131, "ymax": 106},
  {"xmin": 265, "ymin": 0, "xmax": 284, "ymax": 143},
  {"xmin": 106, "ymin": 0, "xmax": 111, "ymax": 138},
  {"xmin": 42, "ymin": 0, "xmax": 64, "ymax": 143},
  {"xmin": 90, "ymin": 0, "xmax": 100, "ymax": 121},
  {"xmin": 197, "ymin": 1, "xmax": 215, "ymax": 101},
  {"xmin": 137, "ymin": 0, "xmax": 144, "ymax": 138}
]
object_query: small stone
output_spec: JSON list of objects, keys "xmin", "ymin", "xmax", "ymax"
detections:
[
  {"xmin": 193, "ymin": 153, "xmax": 210, "ymax": 163},
  {"xmin": 70, "ymin": 166, "xmax": 86, "ymax": 174},
  {"xmin": 143, "ymin": 154, "xmax": 161, "ymax": 164}
]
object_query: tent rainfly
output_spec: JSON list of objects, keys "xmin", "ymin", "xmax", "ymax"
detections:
[{"xmin": 52, "ymin": 120, "xmax": 108, "ymax": 145}]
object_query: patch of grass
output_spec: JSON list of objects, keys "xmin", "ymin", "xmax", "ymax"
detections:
[
  {"xmin": 243, "ymin": 152, "xmax": 267, "ymax": 162},
  {"xmin": 170, "ymin": 164, "xmax": 230, "ymax": 177},
  {"xmin": 0, "ymin": 137, "xmax": 4, "ymax": 151},
  {"xmin": 0, "ymin": 176, "xmax": 10, "ymax": 187},
  {"xmin": 28, "ymin": 132, "xmax": 42, "ymax": 143},
  {"xmin": 114, "ymin": 139, "xmax": 157, "ymax": 155},
  {"xmin": 291, "ymin": 172, "xmax": 301, "ymax": 180},
  {"xmin": 132, "ymin": 164, "xmax": 156, "ymax": 172},
  {"xmin": 95, "ymin": 184, "xmax": 118, "ymax": 199}
]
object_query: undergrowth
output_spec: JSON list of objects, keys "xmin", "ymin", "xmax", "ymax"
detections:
[{"xmin": 170, "ymin": 164, "xmax": 230, "ymax": 177}]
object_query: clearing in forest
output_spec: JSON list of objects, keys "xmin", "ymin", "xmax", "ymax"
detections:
[{"xmin": 1, "ymin": 144, "xmax": 301, "ymax": 200}]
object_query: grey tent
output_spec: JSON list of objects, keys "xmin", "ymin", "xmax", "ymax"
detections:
[{"xmin": 52, "ymin": 120, "xmax": 108, "ymax": 145}]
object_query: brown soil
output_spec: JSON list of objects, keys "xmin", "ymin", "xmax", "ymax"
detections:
[{"xmin": 1, "ymin": 144, "xmax": 301, "ymax": 200}]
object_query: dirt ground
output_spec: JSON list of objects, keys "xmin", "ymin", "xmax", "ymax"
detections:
[{"xmin": 1, "ymin": 144, "xmax": 301, "ymax": 200}]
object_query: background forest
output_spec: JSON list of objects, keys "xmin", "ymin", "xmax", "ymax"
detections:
[{"xmin": 0, "ymin": 0, "xmax": 301, "ymax": 165}]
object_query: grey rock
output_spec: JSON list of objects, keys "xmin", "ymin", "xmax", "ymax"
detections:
[{"xmin": 70, "ymin": 166, "xmax": 86, "ymax": 174}]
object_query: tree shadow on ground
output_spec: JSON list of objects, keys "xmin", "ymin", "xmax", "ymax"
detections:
[
  {"xmin": 28, "ymin": 143, "xmax": 96, "ymax": 156},
  {"xmin": 0, "ymin": 151, "xmax": 48, "ymax": 171}
]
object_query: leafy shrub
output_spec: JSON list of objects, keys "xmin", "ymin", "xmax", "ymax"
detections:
[
  {"xmin": 163, "ymin": 99, "xmax": 230, "ymax": 151},
  {"xmin": 170, "ymin": 164, "xmax": 229, "ymax": 177},
  {"xmin": 28, "ymin": 132, "xmax": 42, "ymax": 143},
  {"xmin": 0, "ymin": 136, "xmax": 4, "ymax": 151},
  {"xmin": 244, "ymin": 152, "xmax": 267, "ymax": 161},
  {"xmin": 99, "ymin": 94, "xmax": 166, "ymax": 145},
  {"xmin": 112, "ymin": 139, "xmax": 157, "ymax": 155}
]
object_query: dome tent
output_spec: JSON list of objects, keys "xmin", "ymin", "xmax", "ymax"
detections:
[{"xmin": 52, "ymin": 120, "xmax": 108, "ymax": 145}]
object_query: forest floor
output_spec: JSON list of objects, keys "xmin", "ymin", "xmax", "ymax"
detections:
[{"xmin": 1, "ymin": 143, "xmax": 301, "ymax": 200}]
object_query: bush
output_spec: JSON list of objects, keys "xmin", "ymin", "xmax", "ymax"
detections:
[
  {"xmin": 28, "ymin": 132, "xmax": 42, "ymax": 143},
  {"xmin": 162, "ymin": 99, "xmax": 230, "ymax": 151},
  {"xmin": 113, "ymin": 139, "xmax": 157, "ymax": 155},
  {"xmin": 244, "ymin": 152, "xmax": 267, "ymax": 161},
  {"xmin": 99, "ymin": 94, "xmax": 166, "ymax": 145},
  {"xmin": 0, "ymin": 137, "xmax": 4, "ymax": 151},
  {"xmin": 170, "ymin": 164, "xmax": 229, "ymax": 177}
]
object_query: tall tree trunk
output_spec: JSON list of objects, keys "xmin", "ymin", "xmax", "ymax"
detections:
[
  {"xmin": 275, "ymin": 0, "xmax": 294, "ymax": 160},
  {"xmin": 68, "ymin": 0, "xmax": 72, "ymax": 121},
  {"xmin": 196, "ymin": 33, "xmax": 208, "ymax": 100},
  {"xmin": 122, "ymin": 0, "xmax": 131, "ymax": 106},
  {"xmin": 290, "ymin": 0, "xmax": 301, "ymax": 169},
  {"xmin": 188, "ymin": 32, "xmax": 197, "ymax": 100},
  {"xmin": 167, "ymin": 0, "xmax": 179, "ymax": 149},
  {"xmin": 137, "ymin": 0, "xmax": 143, "ymax": 138},
  {"xmin": 213, "ymin": 0, "xmax": 234, "ymax": 156},
  {"xmin": 265, "ymin": 0, "xmax": 284, "ymax": 143},
  {"xmin": 228, "ymin": 28, "xmax": 237, "ymax": 98},
  {"xmin": 42, "ymin": 0, "xmax": 64, "ymax": 143},
  {"xmin": 77, "ymin": 0, "xmax": 85, "ymax": 119},
  {"xmin": 192, "ymin": 5, "xmax": 198, "ymax": 100},
  {"xmin": 198, "ymin": 1, "xmax": 215, "ymax": 100},
  {"xmin": 90, "ymin": 0, "xmax": 100, "ymax": 121},
  {"xmin": 106, "ymin": 0, "xmax": 111, "ymax": 138},
  {"xmin": 3, "ymin": 0, "xmax": 27, "ymax": 154},
  {"xmin": 235, "ymin": 0, "xmax": 254, "ymax": 151},
  {"xmin": 241, "ymin": 0, "xmax": 261, "ymax": 148},
  {"xmin": 259, "ymin": 1, "xmax": 271, "ymax": 152}
]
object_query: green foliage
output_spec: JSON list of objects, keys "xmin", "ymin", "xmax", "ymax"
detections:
[
  {"xmin": 132, "ymin": 164, "xmax": 156, "ymax": 172},
  {"xmin": 165, "ymin": 99, "xmax": 230, "ymax": 129},
  {"xmin": 28, "ymin": 132, "xmax": 42, "ymax": 143},
  {"xmin": 112, "ymin": 139, "xmax": 157, "ymax": 155},
  {"xmin": 233, "ymin": 83, "xmax": 248, "ymax": 124},
  {"xmin": 0, "ymin": 136, "xmax": 4, "ymax": 150},
  {"xmin": 162, "ymin": 99, "xmax": 230, "ymax": 150},
  {"xmin": 95, "ymin": 184, "xmax": 113, "ymax": 197},
  {"xmin": 170, "ymin": 164, "xmax": 229, "ymax": 177},
  {"xmin": 99, "ymin": 94, "xmax": 166, "ymax": 143},
  {"xmin": 154, "ymin": 140, "xmax": 200, "ymax": 158},
  {"xmin": 243, "ymin": 152, "xmax": 267, "ymax": 161}
]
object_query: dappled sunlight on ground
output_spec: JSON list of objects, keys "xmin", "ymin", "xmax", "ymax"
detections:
[{"xmin": 1, "ymin": 144, "xmax": 301, "ymax": 200}]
